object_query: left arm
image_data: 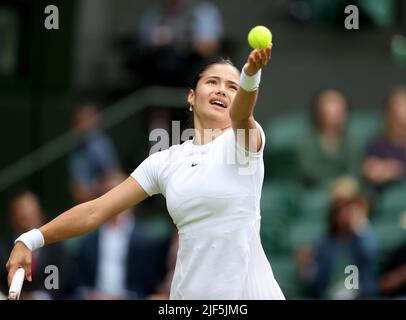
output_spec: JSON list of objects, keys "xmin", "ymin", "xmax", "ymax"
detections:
[{"xmin": 229, "ymin": 45, "xmax": 272, "ymax": 152}]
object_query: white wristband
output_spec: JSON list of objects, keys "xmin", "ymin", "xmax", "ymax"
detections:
[
  {"xmin": 15, "ymin": 229, "xmax": 45, "ymax": 252},
  {"xmin": 240, "ymin": 69, "xmax": 261, "ymax": 92}
]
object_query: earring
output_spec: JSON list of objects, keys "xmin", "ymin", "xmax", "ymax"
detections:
[{"xmin": 189, "ymin": 105, "xmax": 193, "ymax": 112}]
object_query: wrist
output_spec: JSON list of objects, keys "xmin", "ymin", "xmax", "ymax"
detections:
[
  {"xmin": 15, "ymin": 229, "xmax": 45, "ymax": 252},
  {"xmin": 243, "ymin": 63, "xmax": 259, "ymax": 76},
  {"xmin": 240, "ymin": 68, "xmax": 261, "ymax": 92}
]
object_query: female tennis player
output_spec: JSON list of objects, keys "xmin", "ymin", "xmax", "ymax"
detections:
[{"xmin": 6, "ymin": 43, "xmax": 285, "ymax": 299}]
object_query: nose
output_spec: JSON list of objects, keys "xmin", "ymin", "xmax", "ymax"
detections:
[{"xmin": 216, "ymin": 87, "xmax": 227, "ymax": 97}]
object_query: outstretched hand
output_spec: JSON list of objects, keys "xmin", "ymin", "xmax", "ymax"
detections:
[
  {"xmin": 243, "ymin": 44, "xmax": 272, "ymax": 76},
  {"xmin": 6, "ymin": 242, "xmax": 33, "ymax": 286}
]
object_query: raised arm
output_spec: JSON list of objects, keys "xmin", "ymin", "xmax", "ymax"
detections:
[
  {"xmin": 6, "ymin": 177, "xmax": 148, "ymax": 286},
  {"xmin": 229, "ymin": 45, "xmax": 272, "ymax": 152}
]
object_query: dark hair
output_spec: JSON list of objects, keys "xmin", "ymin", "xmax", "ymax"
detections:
[
  {"xmin": 327, "ymin": 195, "xmax": 367, "ymax": 236},
  {"xmin": 185, "ymin": 57, "xmax": 238, "ymax": 130},
  {"xmin": 189, "ymin": 57, "xmax": 238, "ymax": 90}
]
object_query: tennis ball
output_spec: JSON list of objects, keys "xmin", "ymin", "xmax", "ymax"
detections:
[{"xmin": 248, "ymin": 26, "xmax": 272, "ymax": 49}]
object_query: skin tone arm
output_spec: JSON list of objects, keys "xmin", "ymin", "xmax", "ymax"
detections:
[
  {"xmin": 6, "ymin": 177, "xmax": 148, "ymax": 286},
  {"xmin": 362, "ymin": 156, "xmax": 404, "ymax": 184},
  {"xmin": 229, "ymin": 45, "xmax": 272, "ymax": 152}
]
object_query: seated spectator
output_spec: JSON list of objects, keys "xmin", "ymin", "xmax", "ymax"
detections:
[
  {"xmin": 379, "ymin": 240, "xmax": 406, "ymax": 299},
  {"xmin": 296, "ymin": 177, "xmax": 379, "ymax": 299},
  {"xmin": 69, "ymin": 102, "xmax": 121, "ymax": 203},
  {"xmin": 288, "ymin": 0, "xmax": 397, "ymax": 28},
  {"xmin": 298, "ymin": 89, "xmax": 361, "ymax": 187},
  {"xmin": 72, "ymin": 173, "xmax": 169, "ymax": 300},
  {"xmin": 363, "ymin": 87, "xmax": 406, "ymax": 190},
  {"xmin": 145, "ymin": 231, "xmax": 178, "ymax": 300},
  {"xmin": 0, "ymin": 192, "xmax": 72, "ymax": 300},
  {"xmin": 129, "ymin": 0, "xmax": 224, "ymax": 87}
]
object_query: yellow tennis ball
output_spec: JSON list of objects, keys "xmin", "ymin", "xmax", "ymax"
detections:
[{"xmin": 248, "ymin": 26, "xmax": 272, "ymax": 49}]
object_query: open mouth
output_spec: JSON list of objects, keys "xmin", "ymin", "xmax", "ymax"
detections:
[{"xmin": 209, "ymin": 98, "xmax": 227, "ymax": 109}]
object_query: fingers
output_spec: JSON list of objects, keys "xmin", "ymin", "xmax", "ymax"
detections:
[
  {"xmin": 7, "ymin": 264, "xmax": 15, "ymax": 288},
  {"xmin": 24, "ymin": 263, "xmax": 32, "ymax": 282},
  {"xmin": 249, "ymin": 45, "xmax": 273, "ymax": 69},
  {"xmin": 6, "ymin": 250, "xmax": 32, "ymax": 286}
]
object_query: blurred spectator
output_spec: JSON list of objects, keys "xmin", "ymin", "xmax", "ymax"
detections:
[
  {"xmin": 298, "ymin": 89, "xmax": 361, "ymax": 187},
  {"xmin": 145, "ymin": 231, "xmax": 178, "ymax": 300},
  {"xmin": 69, "ymin": 102, "xmax": 121, "ymax": 203},
  {"xmin": 296, "ymin": 177, "xmax": 379, "ymax": 299},
  {"xmin": 363, "ymin": 87, "xmax": 406, "ymax": 190},
  {"xmin": 72, "ymin": 173, "xmax": 169, "ymax": 300},
  {"xmin": 288, "ymin": 0, "xmax": 397, "ymax": 28},
  {"xmin": 379, "ymin": 240, "xmax": 406, "ymax": 299},
  {"xmin": 128, "ymin": 0, "xmax": 224, "ymax": 87},
  {"xmin": 0, "ymin": 191, "xmax": 72, "ymax": 300}
]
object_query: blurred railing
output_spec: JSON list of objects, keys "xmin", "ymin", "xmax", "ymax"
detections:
[{"xmin": 0, "ymin": 86, "xmax": 188, "ymax": 192}]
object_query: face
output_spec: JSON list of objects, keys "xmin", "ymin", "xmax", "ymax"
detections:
[
  {"xmin": 388, "ymin": 91, "xmax": 406, "ymax": 128},
  {"xmin": 316, "ymin": 90, "xmax": 348, "ymax": 131},
  {"xmin": 9, "ymin": 193, "xmax": 43, "ymax": 233},
  {"xmin": 334, "ymin": 198, "xmax": 367, "ymax": 233},
  {"xmin": 188, "ymin": 63, "xmax": 240, "ymax": 129},
  {"xmin": 73, "ymin": 105, "xmax": 99, "ymax": 134}
]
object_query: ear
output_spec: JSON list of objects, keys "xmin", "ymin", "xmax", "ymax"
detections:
[{"xmin": 187, "ymin": 89, "xmax": 195, "ymax": 107}]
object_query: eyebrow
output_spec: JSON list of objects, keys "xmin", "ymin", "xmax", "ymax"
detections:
[{"xmin": 205, "ymin": 76, "xmax": 239, "ymax": 87}]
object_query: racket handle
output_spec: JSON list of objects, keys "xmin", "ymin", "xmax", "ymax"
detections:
[{"xmin": 8, "ymin": 268, "xmax": 25, "ymax": 300}]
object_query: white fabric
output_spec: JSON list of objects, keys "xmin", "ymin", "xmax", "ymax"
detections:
[
  {"xmin": 15, "ymin": 229, "xmax": 45, "ymax": 252},
  {"xmin": 95, "ymin": 217, "xmax": 134, "ymax": 297},
  {"xmin": 131, "ymin": 122, "xmax": 285, "ymax": 300},
  {"xmin": 239, "ymin": 69, "xmax": 261, "ymax": 92}
]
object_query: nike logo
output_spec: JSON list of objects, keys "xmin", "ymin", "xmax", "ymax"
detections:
[{"xmin": 191, "ymin": 163, "xmax": 198, "ymax": 167}]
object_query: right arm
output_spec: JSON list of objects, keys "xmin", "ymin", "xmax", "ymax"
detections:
[{"xmin": 6, "ymin": 177, "xmax": 148, "ymax": 286}]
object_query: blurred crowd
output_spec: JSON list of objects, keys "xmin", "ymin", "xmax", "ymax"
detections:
[
  {"xmin": 1, "ymin": 0, "xmax": 405, "ymax": 300},
  {"xmin": 0, "ymin": 103, "xmax": 177, "ymax": 300},
  {"xmin": 261, "ymin": 87, "xmax": 406, "ymax": 300}
]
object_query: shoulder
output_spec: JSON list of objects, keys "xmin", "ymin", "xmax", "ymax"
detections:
[
  {"xmin": 150, "ymin": 140, "xmax": 189, "ymax": 159},
  {"xmin": 140, "ymin": 140, "xmax": 192, "ymax": 171},
  {"xmin": 88, "ymin": 131, "xmax": 114, "ymax": 149}
]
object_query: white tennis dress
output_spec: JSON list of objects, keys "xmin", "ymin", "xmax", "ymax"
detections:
[{"xmin": 131, "ymin": 122, "xmax": 285, "ymax": 300}]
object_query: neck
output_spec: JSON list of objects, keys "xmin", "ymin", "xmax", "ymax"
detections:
[
  {"xmin": 193, "ymin": 118, "xmax": 231, "ymax": 145},
  {"xmin": 319, "ymin": 127, "xmax": 342, "ymax": 150}
]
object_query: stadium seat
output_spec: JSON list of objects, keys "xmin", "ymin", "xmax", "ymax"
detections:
[
  {"xmin": 269, "ymin": 253, "xmax": 302, "ymax": 299},
  {"xmin": 347, "ymin": 110, "xmax": 382, "ymax": 148},
  {"xmin": 298, "ymin": 186, "xmax": 330, "ymax": 221},
  {"xmin": 263, "ymin": 112, "xmax": 309, "ymax": 180},
  {"xmin": 374, "ymin": 182, "xmax": 406, "ymax": 222},
  {"xmin": 373, "ymin": 220, "xmax": 405, "ymax": 259},
  {"xmin": 260, "ymin": 181, "xmax": 301, "ymax": 254},
  {"xmin": 288, "ymin": 218, "xmax": 325, "ymax": 252}
]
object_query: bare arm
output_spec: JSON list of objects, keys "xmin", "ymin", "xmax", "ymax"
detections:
[
  {"xmin": 6, "ymin": 177, "xmax": 148, "ymax": 285},
  {"xmin": 362, "ymin": 156, "xmax": 404, "ymax": 184},
  {"xmin": 229, "ymin": 45, "xmax": 272, "ymax": 152},
  {"xmin": 41, "ymin": 177, "xmax": 148, "ymax": 245}
]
